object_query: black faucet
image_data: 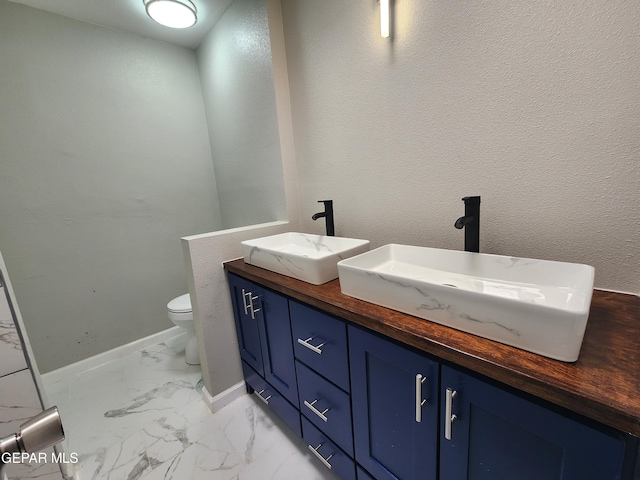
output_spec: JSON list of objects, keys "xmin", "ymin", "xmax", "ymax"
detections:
[
  {"xmin": 454, "ymin": 196, "xmax": 480, "ymax": 253},
  {"xmin": 312, "ymin": 200, "xmax": 335, "ymax": 236}
]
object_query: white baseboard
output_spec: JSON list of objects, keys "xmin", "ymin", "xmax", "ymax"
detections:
[
  {"xmin": 201, "ymin": 380, "xmax": 246, "ymax": 413},
  {"xmin": 42, "ymin": 327, "xmax": 183, "ymax": 386}
]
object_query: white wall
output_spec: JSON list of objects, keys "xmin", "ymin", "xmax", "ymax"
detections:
[
  {"xmin": 182, "ymin": 0, "xmax": 300, "ymax": 399},
  {"xmin": 0, "ymin": 1, "xmax": 222, "ymax": 371},
  {"xmin": 198, "ymin": 0, "xmax": 287, "ymax": 229},
  {"xmin": 281, "ymin": 0, "xmax": 640, "ymax": 294}
]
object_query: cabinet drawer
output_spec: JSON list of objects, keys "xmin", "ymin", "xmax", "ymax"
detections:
[
  {"xmin": 297, "ymin": 360, "xmax": 353, "ymax": 456},
  {"xmin": 302, "ymin": 416, "xmax": 356, "ymax": 480},
  {"xmin": 241, "ymin": 361, "xmax": 301, "ymax": 437},
  {"xmin": 290, "ymin": 300, "xmax": 350, "ymax": 391}
]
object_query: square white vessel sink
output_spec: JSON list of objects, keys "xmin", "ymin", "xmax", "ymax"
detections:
[
  {"xmin": 242, "ymin": 232, "xmax": 370, "ymax": 285},
  {"xmin": 337, "ymin": 244, "xmax": 595, "ymax": 362}
]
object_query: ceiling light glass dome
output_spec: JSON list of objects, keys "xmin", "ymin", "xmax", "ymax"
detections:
[{"xmin": 144, "ymin": 0, "xmax": 197, "ymax": 29}]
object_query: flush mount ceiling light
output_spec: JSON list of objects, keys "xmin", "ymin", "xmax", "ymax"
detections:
[{"xmin": 144, "ymin": 0, "xmax": 197, "ymax": 29}]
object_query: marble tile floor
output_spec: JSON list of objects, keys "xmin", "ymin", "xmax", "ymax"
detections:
[{"xmin": 42, "ymin": 334, "xmax": 338, "ymax": 480}]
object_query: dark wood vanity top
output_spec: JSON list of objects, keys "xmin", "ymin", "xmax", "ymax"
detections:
[{"xmin": 224, "ymin": 259, "xmax": 640, "ymax": 437}]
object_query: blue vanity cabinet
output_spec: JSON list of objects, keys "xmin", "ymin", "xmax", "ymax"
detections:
[
  {"xmin": 440, "ymin": 365, "xmax": 633, "ymax": 480},
  {"xmin": 228, "ymin": 272, "xmax": 299, "ymax": 407},
  {"xmin": 226, "ymin": 264, "xmax": 639, "ymax": 480},
  {"xmin": 349, "ymin": 325, "xmax": 439, "ymax": 480}
]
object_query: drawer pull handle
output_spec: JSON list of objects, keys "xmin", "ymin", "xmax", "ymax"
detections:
[
  {"xmin": 304, "ymin": 399, "xmax": 330, "ymax": 422},
  {"xmin": 297, "ymin": 336, "xmax": 326, "ymax": 355},
  {"xmin": 308, "ymin": 443, "xmax": 333, "ymax": 470},
  {"xmin": 255, "ymin": 389, "xmax": 272, "ymax": 405},
  {"xmin": 445, "ymin": 388, "xmax": 457, "ymax": 440},
  {"xmin": 415, "ymin": 373, "xmax": 427, "ymax": 422}
]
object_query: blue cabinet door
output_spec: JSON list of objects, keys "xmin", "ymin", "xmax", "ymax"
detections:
[
  {"xmin": 228, "ymin": 273, "xmax": 263, "ymax": 375},
  {"xmin": 349, "ymin": 325, "xmax": 438, "ymax": 480},
  {"xmin": 255, "ymin": 285, "xmax": 299, "ymax": 407},
  {"xmin": 440, "ymin": 365, "xmax": 634, "ymax": 480}
]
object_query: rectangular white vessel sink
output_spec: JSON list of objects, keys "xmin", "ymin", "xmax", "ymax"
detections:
[
  {"xmin": 337, "ymin": 244, "xmax": 595, "ymax": 362},
  {"xmin": 242, "ymin": 232, "xmax": 370, "ymax": 285}
]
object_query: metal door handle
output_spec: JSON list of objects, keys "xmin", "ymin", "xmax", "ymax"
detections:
[
  {"xmin": 304, "ymin": 399, "xmax": 330, "ymax": 422},
  {"xmin": 241, "ymin": 289, "xmax": 251, "ymax": 315},
  {"xmin": 308, "ymin": 443, "xmax": 333, "ymax": 469},
  {"xmin": 249, "ymin": 295, "xmax": 261, "ymax": 319},
  {"xmin": 445, "ymin": 388, "xmax": 457, "ymax": 440},
  {"xmin": 415, "ymin": 374, "xmax": 427, "ymax": 422},
  {"xmin": 297, "ymin": 336, "xmax": 326, "ymax": 355},
  {"xmin": 255, "ymin": 389, "xmax": 272, "ymax": 405}
]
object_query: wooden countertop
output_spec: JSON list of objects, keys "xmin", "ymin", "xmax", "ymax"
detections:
[{"xmin": 224, "ymin": 259, "xmax": 640, "ymax": 437}]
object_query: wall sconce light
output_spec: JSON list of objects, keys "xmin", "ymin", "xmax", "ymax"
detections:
[
  {"xmin": 144, "ymin": 0, "xmax": 198, "ymax": 29},
  {"xmin": 380, "ymin": 0, "xmax": 391, "ymax": 38}
]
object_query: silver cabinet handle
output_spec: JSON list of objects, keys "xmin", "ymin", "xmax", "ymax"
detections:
[
  {"xmin": 304, "ymin": 399, "xmax": 330, "ymax": 422},
  {"xmin": 241, "ymin": 290, "xmax": 260, "ymax": 319},
  {"xmin": 241, "ymin": 289, "xmax": 250, "ymax": 315},
  {"xmin": 254, "ymin": 389, "xmax": 272, "ymax": 405},
  {"xmin": 249, "ymin": 295, "xmax": 260, "ymax": 319},
  {"xmin": 445, "ymin": 388, "xmax": 457, "ymax": 440},
  {"xmin": 308, "ymin": 443, "xmax": 333, "ymax": 470},
  {"xmin": 415, "ymin": 374, "xmax": 427, "ymax": 422},
  {"xmin": 297, "ymin": 336, "xmax": 326, "ymax": 355}
]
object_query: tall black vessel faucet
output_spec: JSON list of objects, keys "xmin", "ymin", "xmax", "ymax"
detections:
[
  {"xmin": 454, "ymin": 196, "xmax": 480, "ymax": 253},
  {"xmin": 312, "ymin": 200, "xmax": 335, "ymax": 236}
]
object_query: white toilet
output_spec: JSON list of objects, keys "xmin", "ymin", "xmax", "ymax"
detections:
[{"xmin": 167, "ymin": 293, "xmax": 200, "ymax": 365}]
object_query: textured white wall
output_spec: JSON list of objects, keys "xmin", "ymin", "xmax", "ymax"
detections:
[
  {"xmin": 0, "ymin": 1, "xmax": 222, "ymax": 371},
  {"xmin": 281, "ymin": 0, "xmax": 640, "ymax": 294},
  {"xmin": 198, "ymin": 0, "xmax": 287, "ymax": 229},
  {"xmin": 183, "ymin": 0, "xmax": 300, "ymax": 398}
]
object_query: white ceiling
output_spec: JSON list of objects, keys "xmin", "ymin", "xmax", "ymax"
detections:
[{"xmin": 8, "ymin": 0, "xmax": 235, "ymax": 49}]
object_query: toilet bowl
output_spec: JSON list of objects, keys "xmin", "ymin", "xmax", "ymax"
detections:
[{"xmin": 167, "ymin": 293, "xmax": 200, "ymax": 365}]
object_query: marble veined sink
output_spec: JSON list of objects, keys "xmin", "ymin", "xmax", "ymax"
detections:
[
  {"xmin": 242, "ymin": 232, "xmax": 370, "ymax": 285},
  {"xmin": 337, "ymin": 244, "xmax": 595, "ymax": 362}
]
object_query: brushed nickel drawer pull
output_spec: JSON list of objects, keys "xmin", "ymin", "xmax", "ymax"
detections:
[
  {"xmin": 241, "ymin": 289, "xmax": 251, "ymax": 315},
  {"xmin": 415, "ymin": 373, "xmax": 427, "ymax": 422},
  {"xmin": 308, "ymin": 443, "xmax": 333, "ymax": 469},
  {"xmin": 254, "ymin": 389, "xmax": 272, "ymax": 405},
  {"xmin": 249, "ymin": 295, "xmax": 261, "ymax": 319},
  {"xmin": 445, "ymin": 388, "xmax": 457, "ymax": 440},
  {"xmin": 297, "ymin": 336, "xmax": 326, "ymax": 355},
  {"xmin": 304, "ymin": 399, "xmax": 330, "ymax": 422}
]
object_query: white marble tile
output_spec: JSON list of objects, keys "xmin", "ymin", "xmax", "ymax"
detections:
[
  {"xmin": 138, "ymin": 428, "xmax": 244, "ymax": 480},
  {"xmin": 5, "ymin": 455, "xmax": 65, "ymax": 480},
  {"xmin": 43, "ymin": 338, "xmax": 338, "ymax": 480},
  {"xmin": 135, "ymin": 396, "xmax": 337, "ymax": 480},
  {"xmin": 0, "ymin": 370, "xmax": 42, "ymax": 434},
  {"xmin": 74, "ymin": 430, "xmax": 149, "ymax": 480},
  {"xmin": 0, "ymin": 286, "xmax": 28, "ymax": 378}
]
